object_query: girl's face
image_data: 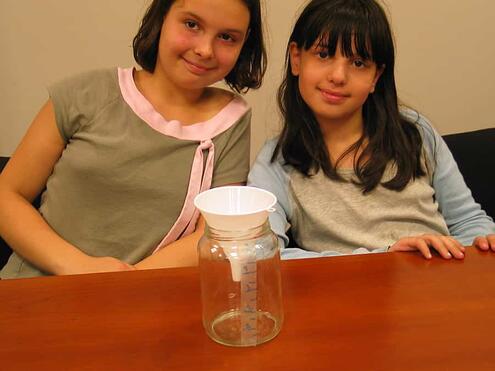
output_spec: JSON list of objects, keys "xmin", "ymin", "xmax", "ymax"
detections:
[
  {"xmin": 155, "ymin": 0, "xmax": 250, "ymax": 90},
  {"xmin": 290, "ymin": 39, "xmax": 383, "ymax": 128}
]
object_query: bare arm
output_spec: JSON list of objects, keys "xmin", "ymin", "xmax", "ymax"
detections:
[
  {"xmin": 135, "ymin": 183, "xmax": 245, "ymax": 270},
  {"xmin": 0, "ymin": 100, "xmax": 134, "ymax": 275},
  {"xmin": 135, "ymin": 216, "xmax": 205, "ymax": 270}
]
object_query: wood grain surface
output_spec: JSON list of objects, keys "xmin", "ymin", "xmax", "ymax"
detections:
[{"xmin": 1, "ymin": 248, "xmax": 494, "ymax": 370}]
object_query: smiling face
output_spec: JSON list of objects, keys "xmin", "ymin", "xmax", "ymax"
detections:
[
  {"xmin": 154, "ymin": 0, "xmax": 250, "ymax": 91},
  {"xmin": 290, "ymin": 38, "xmax": 383, "ymax": 128}
]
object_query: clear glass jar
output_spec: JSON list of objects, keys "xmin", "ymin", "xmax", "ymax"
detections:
[{"xmin": 198, "ymin": 220, "xmax": 284, "ymax": 347}]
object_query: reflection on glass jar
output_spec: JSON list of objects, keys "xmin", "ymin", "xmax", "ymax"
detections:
[{"xmin": 198, "ymin": 221, "xmax": 284, "ymax": 347}]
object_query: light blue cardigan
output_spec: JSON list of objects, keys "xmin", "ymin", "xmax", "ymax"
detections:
[{"xmin": 248, "ymin": 112, "xmax": 495, "ymax": 259}]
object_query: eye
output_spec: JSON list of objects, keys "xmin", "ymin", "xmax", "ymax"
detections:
[
  {"xmin": 218, "ymin": 33, "xmax": 235, "ymax": 42},
  {"xmin": 184, "ymin": 20, "xmax": 199, "ymax": 30},
  {"xmin": 353, "ymin": 59, "xmax": 366, "ymax": 68},
  {"xmin": 317, "ymin": 50, "xmax": 329, "ymax": 59}
]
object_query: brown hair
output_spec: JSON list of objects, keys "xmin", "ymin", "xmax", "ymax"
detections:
[{"xmin": 132, "ymin": 0, "xmax": 267, "ymax": 93}]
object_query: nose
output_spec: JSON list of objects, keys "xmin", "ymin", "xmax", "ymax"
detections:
[
  {"xmin": 193, "ymin": 35, "xmax": 214, "ymax": 59},
  {"xmin": 327, "ymin": 61, "xmax": 347, "ymax": 86}
]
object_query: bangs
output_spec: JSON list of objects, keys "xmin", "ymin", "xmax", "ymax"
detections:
[
  {"xmin": 294, "ymin": 1, "xmax": 386, "ymax": 63},
  {"xmin": 315, "ymin": 22, "xmax": 372, "ymax": 61}
]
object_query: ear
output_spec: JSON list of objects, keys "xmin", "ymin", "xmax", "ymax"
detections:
[
  {"xmin": 289, "ymin": 42, "xmax": 301, "ymax": 76},
  {"xmin": 370, "ymin": 65, "xmax": 385, "ymax": 93}
]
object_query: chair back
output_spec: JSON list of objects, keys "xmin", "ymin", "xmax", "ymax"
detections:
[
  {"xmin": 443, "ymin": 128, "xmax": 495, "ymax": 218},
  {"xmin": 0, "ymin": 157, "xmax": 13, "ymax": 268}
]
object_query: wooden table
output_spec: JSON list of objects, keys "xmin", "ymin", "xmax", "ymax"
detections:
[{"xmin": 1, "ymin": 249, "xmax": 494, "ymax": 370}]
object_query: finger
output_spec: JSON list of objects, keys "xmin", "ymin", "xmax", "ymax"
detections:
[
  {"xmin": 444, "ymin": 237, "xmax": 465, "ymax": 259},
  {"xmin": 450, "ymin": 237, "xmax": 466, "ymax": 252},
  {"xmin": 487, "ymin": 235, "xmax": 495, "ymax": 252},
  {"xmin": 425, "ymin": 236, "xmax": 452, "ymax": 259},
  {"xmin": 473, "ymin": 236, "xmax": 490, "ymax": 251},
  {"xmin": 116, "ymin": 261, "xmax": 134, "ymax": 271},
  {"xmin": 124, "ymin": 263, "xmax": 136, "ymax": 271},
  {"xmin": 389, "ymin": 238, "xmax": 419, "ymax": 253},
  {"xmin": 416, "ymin": 238, "xmax": 433, "ymax": 259}
]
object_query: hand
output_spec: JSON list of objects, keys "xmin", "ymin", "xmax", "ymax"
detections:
[
  {"xmin": 389, "ymin": 234, "xmax": 465, "ymax": 260},
  {"xmin": 136, "ymin": 215, "xmax": 205, "ymax": 270},
  {"xmin": 473, "ymin": 234, "xmax": 495, "ymax": 252},
  {"xmin": 61, "ymin": 256, "xmax": 136, "ymax": 275}
]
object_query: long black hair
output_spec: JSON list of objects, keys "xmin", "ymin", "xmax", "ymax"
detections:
[
  {"xmin": 273, "ymin": 0, "xmax": 425, "ymax": 193},
  {"xmin": 133, "ymin": 0, "xmax": 267, "ymax": 93}
]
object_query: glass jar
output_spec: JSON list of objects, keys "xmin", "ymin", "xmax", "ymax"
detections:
[{"xmin": 198, "ymin": 220, "xmax": 284, "ymax": 347}]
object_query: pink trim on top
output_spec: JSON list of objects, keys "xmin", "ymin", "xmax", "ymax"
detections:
[
  {"xmin": 152, "ymin": 139, "xmax": 215, "ymax": 252},
  {"xmin": 118, "ymin": 67, "xmax": 249, "ymax": 141},
  {"xmin": 116, "ymin": 67, "xmax": 248, "ymax": 253}
]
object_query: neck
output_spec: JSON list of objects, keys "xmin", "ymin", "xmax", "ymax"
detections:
[
  {"xmin": 319, "ymin": 111, "xmax": 364, "ymax": 145},
  {"xmin": 135, "ymin": 68, "xmax": 208, "ymax": 108},
  {"xmin": 317, "ymin": 110, "xmax": 365, "ymax": 166}
]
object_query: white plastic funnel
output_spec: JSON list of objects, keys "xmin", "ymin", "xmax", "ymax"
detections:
[
  {"xmin": 194, "ymin": 186, "xmax": 277, "ymax": 282},
  {"xmin": 194, "ymin": 186, "xmax": 276, "ymax": 231}
]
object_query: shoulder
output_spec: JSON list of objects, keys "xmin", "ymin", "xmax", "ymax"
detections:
[
  {"xmin": 50, "ymin": 68, "xmax": 118, "ymax": 95},
  {"xmin": 248, "ymin": 137, "xmax": 292, "ymax": 217},
  {"xmin": 256, "ymin": 137, "xmax": 280, "ymax": 163},
  {"xmin": 206, "ymin": 87, "xmax": 251, "ymax": 133},
  {"xmin": 47, "ymin": 68, "xmax": 122, "ymax": 140},
  {"xmin": 250, "ymin": 137, "xmax": 290, "ymax": 178},
  {"xmin": 208, "ymin": 87, "xmax": 249, "ymax": 115},
  {"xmin": 208, "ymin": 86, "xmax": 236, "ymax": 103},
  {"xmin": 48, "ymin": 67, "xmax": 121, "ymax": 111},
  {"xmin": 399, "ymin": 106, "xmax": 440, "ymax": 154}
]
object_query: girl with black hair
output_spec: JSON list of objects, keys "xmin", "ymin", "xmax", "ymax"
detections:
[
  {"xmin": 249, "ymin": 0, "xmax": 495, "ymax": 259},
  {"xmin": 0, "ymin": 0, "xmax": 267, "ymax": 279}
]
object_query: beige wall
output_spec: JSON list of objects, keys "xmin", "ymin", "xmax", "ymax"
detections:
[
  {"xmin": 1, "ymin": 0, "xmax": 494, "ymax": 158},
  {"xmin": 0, "ymin": 0, "xmax": 145, "ymax": 156}
]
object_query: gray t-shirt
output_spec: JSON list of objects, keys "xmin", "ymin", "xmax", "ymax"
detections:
[
  {"xmin": 248, "ymin": 112, "xmax": 495, "ymax": 259},
  {"xmin": 289, "ymin": 165, "xmax": 448, "ymax": 254},
  {"xmin": 1, "ymin": 68, "xmax": 251, "ymax": 279}
]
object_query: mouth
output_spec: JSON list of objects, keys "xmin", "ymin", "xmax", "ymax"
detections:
[
  {"xmin": 182, "ymin": 57, "xmax": 214, "ymax": 75},
  {"xmin": 319, "ymin": 88, "xmax": 349, "ymax": 104}
]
